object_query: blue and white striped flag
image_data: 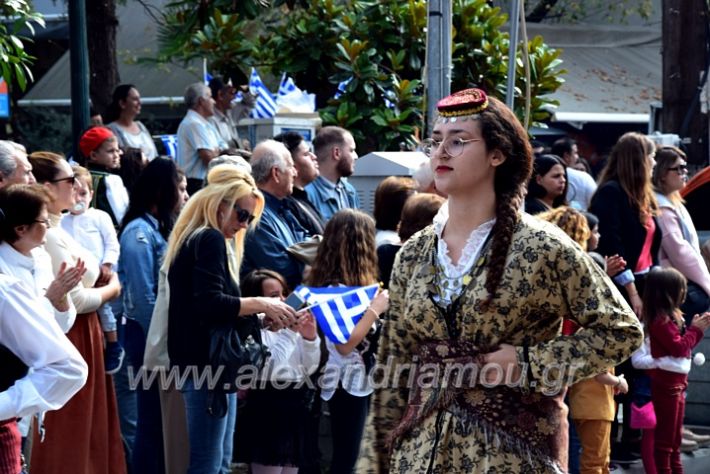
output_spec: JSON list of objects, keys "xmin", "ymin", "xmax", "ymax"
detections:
[
  {"xmin": 249, "ymin": 68, "xmax": 277, "ymax": 118},
  {"xmin": 203, "ymin": 58, "xmax": 212, "ymax": 85},
  {"xmin": 159, "ymin": 134, "xmax": 178, "ymax": 159},
  {"xmin": 295, "ymin": 284, "xmax": 379, "ymax": 344},
  {"xmin": 278, "ymin": 73, "xmax": 298, "ymax": 97},
  {"xmin": 333, "ymin": 77, "xmax": 352, "ymax": 100}
]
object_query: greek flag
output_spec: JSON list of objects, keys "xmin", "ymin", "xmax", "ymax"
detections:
[
  {"xmin": 203, "ymin": 58, "xmax": 212, "ymax": 85},
  {"xmin": 159, "ymin": 135, "xmax": 178, "ymax": 159},
  {"xmin": 295, "ymin": 284, "xmax": 379, "ymax": 344},
  {"xmin": 333, "ymin": 77, "xmax": 352, "ymax": 100},
  {"xmin": 278, "ymin": 73, "xmax": 298, "ymax": 96},
  {"xmin": 249, "ymin": 68, "xmax": 277, "ymax": 118}
]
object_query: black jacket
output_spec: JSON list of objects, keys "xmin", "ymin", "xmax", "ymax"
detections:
[
  {"xmin": 168, "ymin": 228, "xmax": 241, "ymax": 369},
  {"xmin": 589, "ymin": 180, "xmax": 662, "ymax": 276}
]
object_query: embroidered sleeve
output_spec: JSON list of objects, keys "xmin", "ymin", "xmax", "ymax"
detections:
[
  {"xmin": 519, "ymin": 242, "xmax": 643, "ymax": 393},
  {"xmin": 358, "ymin": 240, "xmax": 419, "ymax": 473}
]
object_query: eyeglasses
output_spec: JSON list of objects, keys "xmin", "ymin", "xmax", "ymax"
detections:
[
  {"xmin": 421, "ymin": 137, "xmax": 482, "ymax": 158},
  {"xmin": 668, "ymin": 164, "xmax": 688, "ymax": 174},
  {"xmin": 34, "ymin": 218, "xmax": 50, "ymax": 226},
  {"xmin": 51, "ymin": 175, "xmax": 76, "ymax": 185},
  {"xmin": 234, "ymin": 205, "xmax": 256, "ymax": 224}
]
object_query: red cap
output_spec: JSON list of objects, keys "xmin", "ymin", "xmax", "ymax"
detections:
[
  {"xmin": 436, "ymin": 88, "xmax": 489, "ymax": 118},
  {"xmin": 79, "ymin": 126, "xmax": 115, "ymax": 158}
]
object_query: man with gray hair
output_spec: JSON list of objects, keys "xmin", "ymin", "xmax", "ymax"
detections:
[
  {"xmin": 0, "ymin": 140, "xmax": 35, "ymax": 188},
  {"xmin": 241, "ymin": 139, "xmax": 308, "ymax": 288},
  {"xmin": 176, "ymin": 82, "xmax": 229, "ymax": 195}
]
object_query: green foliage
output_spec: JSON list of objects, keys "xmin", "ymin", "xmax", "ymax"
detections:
[
  {"xmin": 153, "ymin": 1, "xmax": 264, "ymax": 83},
  {"xmin": 15, "ymin": 107, "xmax": 72, "ymax": 154},
  {"xmin": 154, "ymin": 0, "xmax": 565, "ymax": 152},
  {"xmin": 0, "ymin": 0, "xmax": 45, "ymax": 91}
]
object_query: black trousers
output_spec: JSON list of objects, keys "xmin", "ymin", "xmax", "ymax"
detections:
[{"xmin": 328, "ymin": 389, "xmax": 370, "ymax": 474}]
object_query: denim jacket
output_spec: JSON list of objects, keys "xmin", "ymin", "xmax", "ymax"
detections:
[
  {"xmin": 304, "ymin": 176, "xmax": 360, "ymax": 222},
  {"xmin": 118, "ymin": 214, "xmax": 167, "ymax": 334}
]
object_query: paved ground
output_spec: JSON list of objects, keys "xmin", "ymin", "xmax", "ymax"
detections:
[
  {"xmin": 611, "ymin": 426, "xmax": 710, "ymax": 474},
  {"xmin": 233, "ymin": 417, "xmax": 710, "ymax": 473},
  {"xmin": 611, "ymin": 447, "xmax": 710, "ymax": 473}
]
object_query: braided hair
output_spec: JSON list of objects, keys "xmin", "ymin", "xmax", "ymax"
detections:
[{"xmin": 476, "ymin": 96, "xmax": 533, "ymax": 308}]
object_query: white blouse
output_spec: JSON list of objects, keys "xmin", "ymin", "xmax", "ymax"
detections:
[
  {"xmin": 0, "ymin": 274, "xmax": 88, "ymax": 421},
  {"xmin": 432, "ymin": 202, "xmax": 496, "ymax": 305},
  {"xmin": 259, "ymin": 329, "xmax": 321, "ymax": 383},
  {"xmin": 0, "ymin": 242, "xmax": 76, "ymax": 333}
]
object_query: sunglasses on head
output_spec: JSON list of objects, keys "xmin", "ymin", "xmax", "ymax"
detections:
[{"xmin": 234, "ymin": 205, "xmax": 256, "ymax": 224}]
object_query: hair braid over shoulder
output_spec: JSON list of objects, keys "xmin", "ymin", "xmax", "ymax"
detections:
[{"xmin": 477, "ymin": 96, "xmax": 533, "ymax": 309}]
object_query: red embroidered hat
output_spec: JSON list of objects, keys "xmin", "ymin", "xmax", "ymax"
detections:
[
  {"xmin": 79, "ymin": 126, "xmax": 115, "ymax": 158},
  {"xmin": 436, "ymin": 88, "xmax": 489, "ymax": 118}
]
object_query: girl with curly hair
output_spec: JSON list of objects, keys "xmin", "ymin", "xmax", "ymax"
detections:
[
  {"xmin": 360, "ymin": 89, "xmax": 642, "ymax": 473},
  {"xmin": 307, "ymin": 209, "xmax": 389, "ymax": 474}
]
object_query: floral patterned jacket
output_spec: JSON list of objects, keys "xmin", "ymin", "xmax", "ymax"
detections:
[{"xmin": 358, "ymin": 213, "xmax": 643, "ymax": 474}]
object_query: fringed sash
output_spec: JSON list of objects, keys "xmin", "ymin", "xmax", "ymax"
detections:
[{"xmin": 388, "ymin": 339, "xmax": 567, "ymax": 471}]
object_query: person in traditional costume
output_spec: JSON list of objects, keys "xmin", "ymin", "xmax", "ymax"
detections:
[{"xmin": 358, "ymin": 88, "xmax": 644, "ymax": 473}]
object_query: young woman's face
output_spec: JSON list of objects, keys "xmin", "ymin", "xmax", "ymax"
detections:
[
  {"xmin": 662, "ymin": 157, "xmax": 688, "ymax": 194},
  {"xmin": 177, "ymin": 176, "xmax": 189, "ymax": 211},
  {"xmin": 45, "ymin": 160, "xmax": 76, "ymax": 212},
  {"xmin": 90, "ymin": 138, "xmax": 122, "ymax": 169},
  {"xmin": 588, "ymin": 224, "xmax": 600, "ymax": 252},
  {"xmin": 429, "ymin": 119, "xmax": 500, "ymax": 196},
  {"xmin": 537, "ymin": 164, "xmax": 566, "ymax": 198},
  {"xmin": 261, "ymin": 278, "xmax": 286, "ymax": 301},
  {"xmin": 218, "ymin": 193, "xmax": 256, "ymax": 239}
]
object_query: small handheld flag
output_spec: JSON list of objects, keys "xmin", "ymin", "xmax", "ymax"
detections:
[
  {"xmin": 294, "ymin": 284, "xmax": 379, "ymax": 344},
  {"xmin": 159, "ymin": 135, "xmax": 178, "ymax": 159}
]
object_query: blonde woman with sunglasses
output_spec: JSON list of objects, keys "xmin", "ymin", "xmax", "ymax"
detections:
[{"xmin": 164, "ymin": 168, "xmax": 298, "ymax": 474}]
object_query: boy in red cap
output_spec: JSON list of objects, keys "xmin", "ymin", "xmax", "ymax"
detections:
[{"xmin": 78, "ymin": 126, "xmax": 129, "ymax": 227}]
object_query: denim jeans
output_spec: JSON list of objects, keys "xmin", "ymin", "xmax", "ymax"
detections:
[
  {"xmin": 113, "ymin": 318, "xmax": 137, "ymax": 468},
  {"xmin": 181, "ymin": 379, "xmax": 237, "ymax": 474},
  {"xmin": 97, "ymin": 302, "xmax": 118, "ymax": 332},
  {"xmin": 123, "ymin": 318, "xmax": 165, "ymax": 474}
]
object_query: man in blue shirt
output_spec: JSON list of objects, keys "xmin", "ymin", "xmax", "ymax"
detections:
[
  {"xmin": 305, "ymin": 126, "xmax": 361, "ymax": 222},
  {"xmin": 242, "ymin": 140, "xmax": 308, "ymax": 289},
  {"xmin": 176, "ymin": 82, "xmax": 228, "ymax": 195}
]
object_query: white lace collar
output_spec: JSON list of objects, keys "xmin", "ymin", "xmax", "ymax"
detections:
[{"xmin": 431, "ymin": 202, "xmax": 496, "ymax": 303}]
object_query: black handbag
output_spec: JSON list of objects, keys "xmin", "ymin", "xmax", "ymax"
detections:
[{"xmin": 207, "ymin": 315, "xmax": 269, "ymax": 417}]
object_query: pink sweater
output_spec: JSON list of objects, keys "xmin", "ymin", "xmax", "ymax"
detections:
[{"xmin": 657, "ymin": 203, "xmax": 710, "ymax": 297}]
